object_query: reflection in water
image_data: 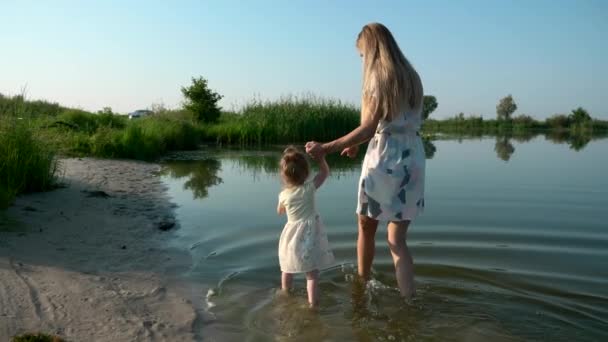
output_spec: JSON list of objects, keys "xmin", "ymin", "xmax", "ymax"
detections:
[
  {"xmin": 165, "ymin": 140, "xmax": 438, "ymax": 183},
  {"xmin": 442, "ymin": 131, "xmax": 605, "ymax": 162},
  {"xmin": 494, "ymin": 136, "xmax": 515, "ymax": 161},
  {"xmin": 569, "ymin": 135, "xmax": 592, "ymax": 151},
  {"xmin": 160, "ymin": 132, "xmax": 605, "ymax": 183},
  {"xmin": 423, "ymin": 138, "xmax": 437, "ymax": 159},
  {"xmin": 544, "ymin": 131, "xmax": 594, "ymax": 151},
  {"xmin": 510, "ymin": 131, "xmax": 536, "ymax": 143},
  {"xmin": 161, "ymin": 159, "xmax": 223, "ymax": 199},
  {"xmin": 160, "ymin": 131, "xmax": 605, "ymax": 182},
  {"xmin": 230, "ymin": 150, "xmax": 365, "ymax": 177}
]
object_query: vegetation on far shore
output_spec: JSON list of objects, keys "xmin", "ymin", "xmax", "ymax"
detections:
[{"xmin": 1, "ymin": 78, "xmax": 607, "ymax": 208}]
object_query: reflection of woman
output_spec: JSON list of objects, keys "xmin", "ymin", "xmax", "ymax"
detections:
[{"xmin": 306, "ymin": 23, "xmax": 425, "ymax": 297}]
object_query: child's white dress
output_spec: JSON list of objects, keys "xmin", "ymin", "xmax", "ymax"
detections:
[{"xmin": 278, "ymin": 181, "xmax": 334, "ymax": 273}]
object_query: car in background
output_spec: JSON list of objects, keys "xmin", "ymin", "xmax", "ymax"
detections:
[{"xmin": 128, "ymin": 109, "xmax": 153, "ymax": 119}]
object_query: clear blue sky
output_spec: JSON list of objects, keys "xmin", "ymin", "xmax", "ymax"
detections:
[{"xmin": 1, "ymin": 0, "xmax": 607, "ymax": 119}]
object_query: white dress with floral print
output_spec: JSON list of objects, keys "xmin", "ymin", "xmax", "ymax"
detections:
[
  {"xmin": 278, "ymin": 181, "xmax": 335, "ymax": 273},
  {"xmin": 356, "ymin": 105, "xmax": 426, "ymax": 222}
]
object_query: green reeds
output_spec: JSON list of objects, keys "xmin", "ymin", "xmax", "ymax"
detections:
[
  {"xmin": 206, "ymin": 95, "xmax": 360, "ymax": 145},
  {"xmin": 0, "ymin": 119, "xmax": 58, "ymax": 208}
]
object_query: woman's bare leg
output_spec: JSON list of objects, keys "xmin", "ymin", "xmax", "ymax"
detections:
[
  {"xmin": 357, "ymin": 215, "xmax": 379, "ymax": 280},
  {"xmin": 387, "ymin": 220, "xmax": 415, "ymax": 298}
]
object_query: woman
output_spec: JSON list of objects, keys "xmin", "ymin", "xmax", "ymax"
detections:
[{"xmin": 306, "ymin": 23, "xmax": 425, "ymax": 298}]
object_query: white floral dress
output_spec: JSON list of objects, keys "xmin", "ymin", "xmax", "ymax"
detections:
[
  {"xmin": 278, "ymin": 181, "xmax": 335, "ymax": 273},
  {"xmin": 356, "ymin": 107, "xmax": 426, "ymax": 221}
]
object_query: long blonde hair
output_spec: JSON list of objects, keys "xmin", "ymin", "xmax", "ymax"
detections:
[{"xmin": 357, "ymin": 23, "xmax": 423, "ymax": 121}]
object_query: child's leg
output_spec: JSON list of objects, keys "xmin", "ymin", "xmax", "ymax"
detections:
[
  {"xmin": 281, "ymin": 272, "xmax": 293, "ymax": 291},
  {"xmin": 305, "ymin": 270, "xmax": 320, "ymax": 307}
]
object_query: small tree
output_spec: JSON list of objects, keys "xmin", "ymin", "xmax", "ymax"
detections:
[
  {"xmin": 97, "ymin": 107, "xmax": 114, "ymax": 115},
  {"xmin": 422, "ymin": 95, "xmax": 438, "ymax": 120},
  {"xmin": 496, "ymin": 95, "xmax": 517, "ymax": 120},
  {"xmin": 569, "ymin": 107, "xmax": 591, "ymax": 124},
  {"xmin": 181, "ymin": 77, "xmax": 223, "ymax": 123}
]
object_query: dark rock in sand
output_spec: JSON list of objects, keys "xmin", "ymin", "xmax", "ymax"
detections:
[
  {"xmin": 157, "ymin": 219, "xmax": 176, "ymax": 231},
  {"xmin": 83, "ymin": 190, "xmax": 111, "ymax": 198}
]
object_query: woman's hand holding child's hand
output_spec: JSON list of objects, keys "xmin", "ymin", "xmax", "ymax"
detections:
[
  {"xmin": 305, "ymin": 141, "xmax": 325, "ymax": 159},
  {"xmin": 306, "ymin": 141, "xmax": 359, "ymax": 159}
]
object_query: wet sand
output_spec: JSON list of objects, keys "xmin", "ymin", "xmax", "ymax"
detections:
[{"xmin": 0, "ymin": 158, "xmax": 207, "ymax": 342}]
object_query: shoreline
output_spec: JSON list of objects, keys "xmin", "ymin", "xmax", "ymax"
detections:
[{"xmin": 0, "ymin": 158, "xmax": 207, "ymax": 342}]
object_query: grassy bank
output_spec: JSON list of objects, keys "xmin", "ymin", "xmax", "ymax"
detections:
[
  {"xmin": 0, "ymin": 95, "xmax": 203, "ymax": 207},
  {"xmin": 39, "ymin": 111, "xmax": 201, "ymax": 160},
  {"xmin": 0, "ymin": 119, "xmax": 58, "ymax": 208},
  {"xmin": 0, "ymin": 102, "xmax": 203, "ymax": 161}
]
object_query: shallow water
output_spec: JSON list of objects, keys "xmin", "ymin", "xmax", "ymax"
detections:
[{"xmin": 161, "ymin": 136, "xmax": 608, "ymax": 341}]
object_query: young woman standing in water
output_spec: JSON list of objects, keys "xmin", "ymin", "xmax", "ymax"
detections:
[{"xmin": 306, "ymin": 23, "xmax": 425, "ymax": 298}]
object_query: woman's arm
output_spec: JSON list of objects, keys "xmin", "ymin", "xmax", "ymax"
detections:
[
  {"xmin": 307, "ymin": 96, "xmax": 382, "ymax": 157},
  {"xmin": 321, "ymin": 122, "xmax": 376, "ymax": 154}
]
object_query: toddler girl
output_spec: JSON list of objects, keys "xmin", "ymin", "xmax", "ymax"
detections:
[{"xmin": 277, "ymin": 146, "xmax": 334, "ymax": 307}]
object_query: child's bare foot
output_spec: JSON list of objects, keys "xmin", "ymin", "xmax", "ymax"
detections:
[{"xmin": 276, "ymin": 288, "xmax": 290, "ymax": 297}]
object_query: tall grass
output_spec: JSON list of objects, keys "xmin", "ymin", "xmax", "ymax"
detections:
[
  {"xmin": 0, "ymin": 93, "xmax": 64, "ymax": 118},
  {"xmin": 56, "ymin": 109, "xmax": 127, "ymax": 133},
  {"xmin": 92, "ymin": 115, "xmax": 200, "ymax": 160},
  {"xmin": 204, "ymin": 95, "xmax": 359, "ymax": 145},
  {"xmin": 0, "ymin": 119, "xmax": 58, "ymax": 208}
]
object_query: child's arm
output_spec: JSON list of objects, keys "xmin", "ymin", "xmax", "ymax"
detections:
[
  {"xmin": 312, "ymin": 154, "xmax": 330, "ymax": 189},
  {"xmin": 277, "ymin": 194, "xmax": 286, "ymax": 215}
]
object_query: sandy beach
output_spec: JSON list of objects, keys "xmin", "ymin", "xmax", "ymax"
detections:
[{"xmin": 0, "ymin": 158, "xmax": 207, "ymax": 342}]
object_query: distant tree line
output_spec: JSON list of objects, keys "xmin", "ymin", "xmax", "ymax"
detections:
[{"xmin": 422, "ymin": 94, "xmax": 608, "ymax": 135}]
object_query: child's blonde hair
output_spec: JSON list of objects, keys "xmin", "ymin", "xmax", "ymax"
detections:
[
  {"xmin": 357, "ymin": 22, "xmax": 423, "ymax": 121},
  {"xmin": 280, "ymin": 146, "xmax": 309, "ymax": 187}
]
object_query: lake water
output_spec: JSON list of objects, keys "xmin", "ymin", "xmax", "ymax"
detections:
[{"xmin": 160, "ymin": 136, "xmax": 608, "ymax": 341}]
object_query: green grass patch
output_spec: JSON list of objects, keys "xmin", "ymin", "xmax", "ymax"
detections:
[{"xmin": 30, "ymin": 111, "xmax": 201, "ymax": 161}]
